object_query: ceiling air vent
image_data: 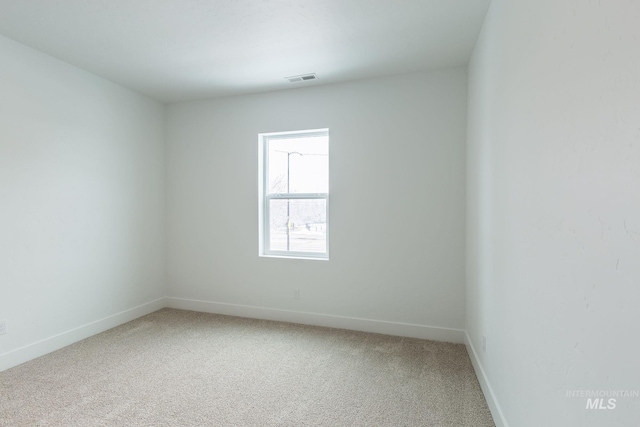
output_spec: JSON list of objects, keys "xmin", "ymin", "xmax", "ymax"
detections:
[{"xmin": 285, "ymin": 73, "xmax": 318, "ymax": 83}]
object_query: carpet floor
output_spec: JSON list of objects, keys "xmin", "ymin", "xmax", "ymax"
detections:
[{"xmin": 0, "ymin": 308, "xmax": 495, "ymax": 426}]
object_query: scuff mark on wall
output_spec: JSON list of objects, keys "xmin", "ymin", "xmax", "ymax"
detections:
[
  {"xmin": 623, "ymin": 220, "xmax": 640, "ymax": 242},
  {"xmin": 598, "ymin": 216, "xmax": 605, "ymax": 240}
]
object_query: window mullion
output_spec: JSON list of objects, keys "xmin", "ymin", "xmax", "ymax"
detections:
[{"xmin": 267, "ymin": 193, "xmax": 327, "ymax": 200}]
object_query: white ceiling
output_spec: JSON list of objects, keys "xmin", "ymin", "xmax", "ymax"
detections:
[{"xmin": 0, "ymin": 0, "xmax": 491, "ymax": 103}]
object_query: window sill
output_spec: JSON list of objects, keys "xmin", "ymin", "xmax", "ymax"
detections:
[{"xmin": 259, "ymin": 253, "xmax": 329, "ymax": 261}]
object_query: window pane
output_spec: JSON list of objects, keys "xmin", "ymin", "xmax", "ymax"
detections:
[
  {"xmin": 267, "ymin": 136, "xmax": 328, "ymax": 194},
  {"xmin": 269, "ymin": 198, "xmax": 327, "ymax": 253}
]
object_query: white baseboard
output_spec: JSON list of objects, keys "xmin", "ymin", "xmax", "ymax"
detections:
[
  {"xmin": 465, "ymin": 331, "xmax": 508, "ymax": 427},
  {"xmin": 166, "ymin": 297, "xmax": 465, "ymax": 343},
  {"xmin": 0, "ymin": 297, "xmax": 466, "ymax": 373},
  {"xmin": 0, "ymin": 298, "xmax": 166, "ymax": 373}
]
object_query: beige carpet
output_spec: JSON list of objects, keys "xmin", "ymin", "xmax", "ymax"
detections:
[{"xmin": 0, "ymin": 308, "xmax": 495, "ymax": 426}]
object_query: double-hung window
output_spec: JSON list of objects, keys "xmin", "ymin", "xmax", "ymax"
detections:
[{"xmin": 259, "ymin": 129, "xmax": 329, "ymax": 259}]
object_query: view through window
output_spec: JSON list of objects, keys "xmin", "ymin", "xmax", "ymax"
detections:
[{"xmin": 259, "ymin": 129, "xmax": 329, "ymax": 259}]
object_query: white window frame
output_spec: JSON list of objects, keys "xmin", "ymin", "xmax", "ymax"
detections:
[{"xmin": 258, "ymin": 128, "xmax": 329, "ymax": 260}]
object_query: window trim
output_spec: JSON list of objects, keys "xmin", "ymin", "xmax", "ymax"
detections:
[{"xmin": 258, "ymin": 128, "xmax": 329, "ymax": 260}]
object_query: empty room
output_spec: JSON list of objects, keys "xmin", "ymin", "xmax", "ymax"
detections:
[{"xmin": 1, "ymin": 1, "xmax": 638, "ymax": 426}]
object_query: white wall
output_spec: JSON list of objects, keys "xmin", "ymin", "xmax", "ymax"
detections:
[
  {"xmin": 466, "ymin": 1, "xmax": 640, "ymax": 426},
  {"xmin": 166, "ymin": 69, "xmax": 467, "ymax": 339},
  {"xmin": 0, "ymin": 35, "xmax": 166, "ymax": 370}
]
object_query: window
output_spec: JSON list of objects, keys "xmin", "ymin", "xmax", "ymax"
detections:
[{"xmin": 259, "ymin": 129, "xmax": 329, "ymax": 259}]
